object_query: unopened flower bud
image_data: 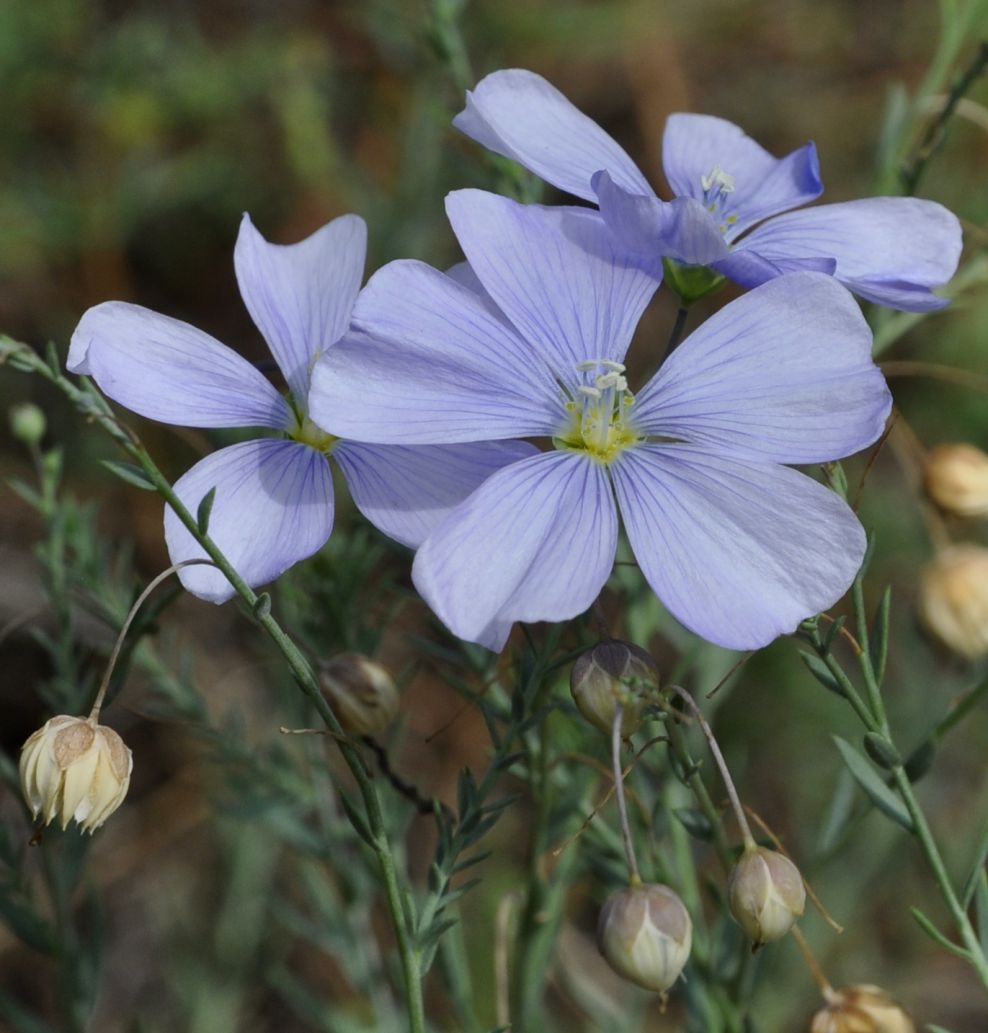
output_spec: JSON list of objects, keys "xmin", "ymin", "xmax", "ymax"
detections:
[
  {"xmin": 19, "ymin": 715, "xmax": 132, "ymax": 833},
  {"xmin": 597, "ymin": 882, "xmax": 692, "ymax": 994},
  {"xmin": 728, "ymin": 846, "xmax": 805, "ymax": 947},
  {"xmin": 9, "ymin": 402, "xmax": 46, "ymax": 448},
  {"xmin": 924, "ymin": 443, "xmax": 988, "ymax": 518},
  {"xmin": 320, "ymin": 653, "xmax": 400, "ymax": 735},
  {"xmin": 570, "ymin": 640, "xmax": 658, "ymax": 737},
  {"xmin": 810, "ymin": 984, "xmax": 915, "ymax": 1033},
  {"xmin": 918, "ymin": 545, "xmax": 988, "ymax": 660}
]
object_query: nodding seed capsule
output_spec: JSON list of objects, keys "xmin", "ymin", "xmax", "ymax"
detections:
[
  {"xmin": 923, "ymin": 442, "xmax": 988, "ymax": 518},
  {"xmin": 596, "ymin": 882, "xmax": 692, "ymax": 995},
  {"xmin": 320, "ymin": 653, "xmax": 400, "ymax": 736},
  {"xmin": 19, "ymin": 715, "xmax": 133, "ymax": 834},
  {"xmin": 728, "ymin": 846, "xmax": 806, "ymax": 948},
  {"xmin": 810, "ymin": 984, "xmax": 915, "ymax": 1033},
  {"xmin": 918, "ymin": 544, "xmax": 988, "ymax": 660},
  {"xmin": 570, "ymin": 640, "xmax": 658, "ymax": 738}
]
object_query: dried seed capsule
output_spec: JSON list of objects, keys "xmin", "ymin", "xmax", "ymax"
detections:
[
  {"xmin": 320, "ymin": 653, "xmax": 400, "ymax": 735},
  {"xmin": 924, "ymin": 443, "xmax": 988, "ymax": 518},
  {"xmin": 810, "ymin": 984, "xmax": 915, "ymax": 1033},
  {"xmin": 597, "ymin": 882, "xmax": 692, "ymax": 994},
  {"xmin": 918, "ymin": 544, "xmax": 988, "ymax": 660},
  {"xmin": 570, "ymin": 640, "xmax": 658, "ymax": 737},
  {"xmin": 19, "ymin": 715, "xmax": 132, "ymax": 833},
  {"xmin": 728, "ymin": 846, "xmax": 806, "ymax": 947}
]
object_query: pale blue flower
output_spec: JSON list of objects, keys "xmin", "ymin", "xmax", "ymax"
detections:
[
  {"xmin": 309, "ymin": 191, "xmax": 892, "ymax": 651},
  {"xmin": 68, "ymin": 213, "xmax": 533, "ymax": 602},
  {"xmin": 454, "ymin": 69, "xmax": 962, "ymax": 312}
]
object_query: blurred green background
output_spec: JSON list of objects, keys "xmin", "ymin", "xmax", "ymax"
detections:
[{"xmin": 2, "ymin": 1, "xmax": 988, "ymax": 1031}]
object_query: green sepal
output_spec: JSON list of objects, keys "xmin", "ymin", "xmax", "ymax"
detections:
[{"xmin": 661, "ymin": 257, "xmax": 727, "ymax": 305}]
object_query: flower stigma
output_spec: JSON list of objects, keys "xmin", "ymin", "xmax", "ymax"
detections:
[{"xmin": 554, "ymin": 360, "xmax": 641, "ymax": 464}]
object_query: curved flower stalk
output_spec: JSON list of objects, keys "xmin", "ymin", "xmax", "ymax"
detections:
[
  {"xmin": 454, "ymin": 69, "xmax": 962, "ymax": 312},
  {"xmin": 68, "ymin": 214, "xmax": 533, "ymax": 602},
  {"xmin": 309, "ymin": 190, "xmax": 892, "ymax": 651}
]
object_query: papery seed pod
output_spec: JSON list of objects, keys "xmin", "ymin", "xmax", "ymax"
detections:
[
  {"xmin": 20, "ymin": 715, "xmax": 132, "ymax": 834},
  {"xmin": 570, "ymin": 640, "xmax": 658, "ymax": 737},
  {"xmin": 597, "ymin": 882, "xmax": 692, "ymax": 994},
  {"xmin": 917, "ymin": 544, "xmax": 988, "ymax": 660},
  {"xmin": 320, "ymin": 653, "xmax": 400, "ymax": 735},
  {"xmin": 810, "ymin": 984, "xmax": 915, "ymax": 1033},
  {"xmin": 728, "ymin": 845, "xmax": 806, "ymax": 947},
  {"xmin": 924, "ymin": 443, "xmax": 988, "ymax": 518},
  {"xmin": 9, "ymin": 402, "xmax": 46, "ymax": 448}
]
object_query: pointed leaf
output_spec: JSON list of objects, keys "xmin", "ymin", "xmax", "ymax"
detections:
[
  {"xmin": 100, "ymin": 459, "xmax": 156, "ymax": 491},
  {"xmin": 801, "ymin": 652, "xmax": 845, "ymax": 697},
  {"xmin": 832, "ymin": 736, "xmax": 913, "ymax": 832}
]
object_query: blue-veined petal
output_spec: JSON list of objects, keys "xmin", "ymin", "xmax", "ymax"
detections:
[
  {"xmin": 612, "ymin": 445, "xmax": 865, "ymax": 650},
  {"xmin": 308, "ymin": 261, "xmax": 564, "ymax": 444},
  {"xmin": 334, "ymin": 439, "xmax": 538, "ymax": 548},
  {"xmin": 712, "ymin": 248, "xmax": 836, "ymax": 288},
  {"xmin": 593, "ymin": 171, "xmax": 727, "ymax": 266},
  {"xmin": 446, "ymin": 190, "xmax": 663, "ymax": 372},
  {"xmin": 453, "ymin": 68, "xmax": 653, "ymax": 202},
  {"xmin": 68, "ymin": 302, "xmax": 292, "ymax": 429},
  {"xmin": 736, "ymin": 197, "xmax": 961, "ymax": 311},
  {"xmin": 164, "ymin": 439, "xmax": 334, "ymax": 602},
  {"xmin": 413, "ymin": 451, "xmax": 618, "ymax": 651},
  {"xmin": 632, "ymin": 273, "xmax": 891, "ymax": 463},
  {"xmin": 234, "ymin": 212, "xmax": 367, "ymax": 399},
  {"xmin": 663, "ymin": 114, "xmax": 822, "ymax": 237}
]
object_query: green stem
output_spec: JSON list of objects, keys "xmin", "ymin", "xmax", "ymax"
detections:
[
  {"xmin": 3, "ymin": 341, "xmax": 426, "ymax": 1033},
  {"xmin": 890, "ymin": 764, "xmax": 988, "ymax": 990}
]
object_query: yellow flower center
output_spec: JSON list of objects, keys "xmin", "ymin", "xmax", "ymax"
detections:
[{"xmin": 553, "ymin": 360, "xmax": 642, "ymax": 464}]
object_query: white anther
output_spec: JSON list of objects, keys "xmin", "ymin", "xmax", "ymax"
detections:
[
  {"xmin": 600, "ymin": 360, "xmax": 626, "ymax": 373},
  {"xmin": 576, "ymin": 360, "xmax": 599, "ymax": 371},
  {"xmin": 578, "ymin": 385, "xmax": 602, "ymax": 399},
  {"xmin": 701, "ymin": 166, "xmax": 735, "ymax": 195},
  {"xmin": 595, "ymin": 372, "xmax": 627, "ymax": 392}
]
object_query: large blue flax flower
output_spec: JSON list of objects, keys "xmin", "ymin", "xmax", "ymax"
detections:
[
  {"xmin": 454, "ymin": 69, "xmax": 962, "ymax": 312},
  {"xmin": 309, "ymin": 191, "xmax": 893, "ymax": 652},
  {"xmin": 68, "ymin": 213, "xmax": 533, "ymax": 602}
]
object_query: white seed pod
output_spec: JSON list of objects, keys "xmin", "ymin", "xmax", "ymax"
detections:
[
  {"xmin": 570, "ymin": 640, "xmax": 658, "ymax": 738},
  {"xmin": 918, "ymin": 544, "xmax": 988, "ymax": 660},
  {"xmin": 19, "ymin": 715, "xmax": 132, "ymax": 834},
  {"xmin": 728, "ymin": 846, "xmax": 806, "ymax": 947},
  {"xmin": 924, "ymin": 443, "xmax": 988, "ymax": 518},
  {"xmin": 597, "ymin": 882, "xmax": 692, "ymax": 994},
  {"xmin": 810, "ymin": 984, "xmax": 915, "ymax": 1033}
]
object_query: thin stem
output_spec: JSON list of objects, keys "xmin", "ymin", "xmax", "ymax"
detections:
[
  {"xmin": 3, "ymin": 341, "xmax": 427, "ymax": 1033},
  {"xmin": 790, "ymin": 926, "xmax": 835, "ymax": 1000},
  {"xmin": 670, "ymin": 685, "xmax": 755, "ymax": 849},
  {"xmin": 88, "ymin": 559, "xmax": 215, "ymax": 721},
  {"xmin": 611, "ymin": 705, "xmax": 640, "ymax": 885},
  {"xmin": 663, "ymin": 713, "xmax": 735, "ymax": 874}
]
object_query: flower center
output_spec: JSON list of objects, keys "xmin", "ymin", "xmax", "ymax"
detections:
[
  {"xmin": 289, "ymin": 414, "xmax": 338, "ymax": 453},
  {"xmin": 700, "ymin": 166, "xmax": 739, "ymax": 234},
  {"xmin": 554, "ymin": 360, "xmax": 641, "ymax": 464}
]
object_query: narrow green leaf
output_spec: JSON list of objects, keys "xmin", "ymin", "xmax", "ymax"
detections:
[
  {"xmin": 253, "ymin": 593, "xmax": 272, "ymax": 619},
  {"xmin": 832, "ymin": 736, "xmax": 913, "ymax": 832},
  {"xmin": 904, "ymin": 738, "xmax": 937, "ymax": 783},
  {"xmin": 801, "ymin": 652, "xmax": 845, "ymax": 697},
  {"xmin": 100, "ymin": 459, "xmax": 155, "ymax": 491},
  {"xmin": 822, "ymin": 614, "xmax": 847, "ymax": 652},
  {"xmin": 975, "ymin": 868, "xmax": 988, "ymax": 958},
  {"xmin": 869, "ymin": 587, "xmax": 892, "ymax": 687},
  {"xmin": 196, "ymin": 486, "xmax": 217, "ymax": 534},
  {"xmin": 909, "ymin": 906, "xmax": 970, "ymax": 960},
  {"xmin": 863, "ymin": 732, "xmax": 901, "ymax": 771},
  {"xmin": 337, "ymin": 790, "xmax": 373, "ymax": 847},
  {"xmin": 675, "ymin": 807, "xmax": 714, "ymax": 842}
]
